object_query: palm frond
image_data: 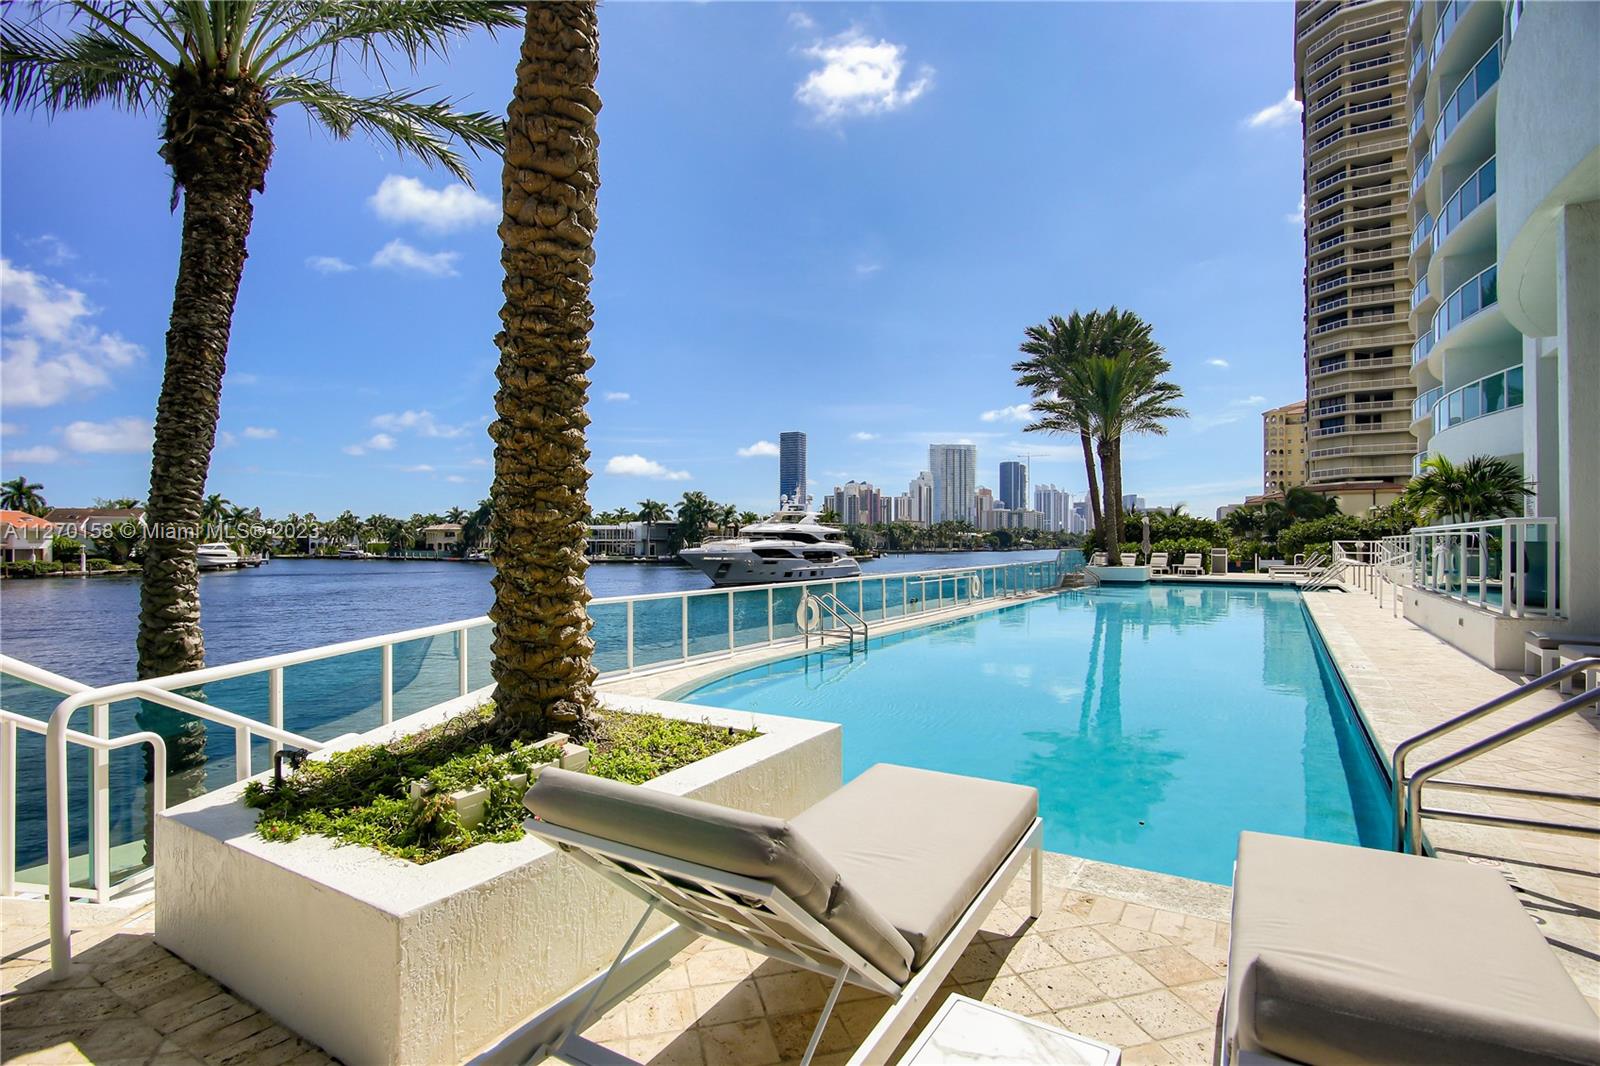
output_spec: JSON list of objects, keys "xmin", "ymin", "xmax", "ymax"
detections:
[
  {"xmin": 269, "ymin": 75, "xmax": 502, "ymax": 182},
  {"xmin": 1, "ymin": 19, "xmax": 166, "ymax": 114},
  {"xmin": 254, "ymin": 1, "xmax": 520, "ymax": 80}
]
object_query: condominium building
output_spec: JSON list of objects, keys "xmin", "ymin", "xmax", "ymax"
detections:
[
  {"xmin": 997, "ymin": 461, "xmax": 1028, "ymax": 510},
  {"xmin": 1263, "ymin": 400, "xmax": 1310, "ymax": 493},
  {"xmin": 830, "ymin": 480, "xmax": 883, "ymax": 526},
  {"xmin": 907, "ymin": 472, "xmax": 934, "ymax": 526},
  {"xmin": 1294, "ymin": 0, "xmax": 1416, "ymax": 505},
  {"xmin": 1070, "ymin": 501, "xmax": 1094, "ymax": 533},
  {"xmin": 974, "ymin": 487, "xmax": 995, "ymax": 530},
  {"xmin": 928, "ymin": 444, "xmax": 977, "ymax": 524},
  {"xmin": 1033, "ymin": 484, "xmax": 1073, "ymax": 532},
  {"xmin": 778, "ymin": 431, "xmax": 807, "ymax": 510}
]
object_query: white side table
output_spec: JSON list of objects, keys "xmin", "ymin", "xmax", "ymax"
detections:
[{"xmin": 897, "ymin": 994, "xmax": 1121, "ymax": 1065}]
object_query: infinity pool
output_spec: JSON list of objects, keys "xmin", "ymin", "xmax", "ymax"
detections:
[{"xmin": 680, "ymin": 585, "xmax": 1391, "ymax": 884}]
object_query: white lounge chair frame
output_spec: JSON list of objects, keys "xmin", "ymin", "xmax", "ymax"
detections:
[
  {"xmin": 527, "ymin": 815, "xmax": 1044, "ymax": 1066},
  {"xmin": 1147, "ymin": 552, "xmax": 1170, "ymax": 575},
  {"xmin": 1176, "ymin": 553, "xmax": 1204, "ymax": 576}
]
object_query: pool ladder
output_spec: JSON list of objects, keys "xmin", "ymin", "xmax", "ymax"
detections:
[{"xmin": 801, "ymin": 592, "xmax": 868, "ymax": 656}]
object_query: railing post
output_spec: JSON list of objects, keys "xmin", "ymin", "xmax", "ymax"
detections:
[
  {"xmin": 458, "ymin": 627, "xmax": 471, "ymax": 697},
  {"xmin": 766, "ymin": 587, "xmax": 774, "ymax": 645},
  {"xmin": 47, "ymin": 707, "xmax": 70, "ymax": 977},
  {"xmin": 378, "ymin": 648, "xmax": 392, "ymax": 726},
  {"xmin": 1, "ymin": 717, "xmax": 15, "ymax": 897},
  {"xmin": 727, "ymin": 593, "xmax": 734, "ymax": 653},
  {"xmin": 269, "ymin": 667, "xmax": 285, "ymax": 757},
  {"xmin": 91, "ymin": 703, "xmax": 109, "ymax": 904},
  {"xmin": 626, "ymin": 601, "xmax": 636, "ymax": 672},
  {"xmin": 234, "ymin": 726, "xmax": 252, "ymax": 783},
  {"xmin": 680, "ymin": 596, "xmax": 689, "ymax": 661}
]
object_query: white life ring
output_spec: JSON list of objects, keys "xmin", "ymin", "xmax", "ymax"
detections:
[
  {"xmin": 797, "ymin": 595, "xmax": 822, "ymax": 633},
  {"xmin": 968, "ymin": 574, "xmax": 982, "ymax": 598}
]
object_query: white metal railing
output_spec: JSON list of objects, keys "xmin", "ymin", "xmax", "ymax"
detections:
[{"xmin": 1408, "ymin": 518, "xmax": 1560, "ymax": 618}]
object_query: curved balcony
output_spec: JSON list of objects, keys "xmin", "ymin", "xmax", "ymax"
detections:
[
  {"xmin": 1412, "ymin": 328, "xmax": 1435, "ymax": 365},
  {"xmin": 1433, "ymin": 40, "xmax": 1500, "ymax": 155},
  {"xmin": 1432, "ymin": 264, "xmax": 1498, "ymax": 344},
  {"xmin": 1412, "ymin": 140, "xmax": 1434, "ymax": 193},
  {"xmin": 1410, "ymin": 273, "xmax": 1431, "ymax": 309},
  {"xmin": 1412, "ymin": 385, "xmax": 1444, "ymax": 424},
  {"xmin": 1433, "ymin": 156, "xmax": 1496, "ymax": 252},
  {"xmin": 1433, "ymin": 364, "xmax": 1524, "ymax": 435},
  {"xmin": 1410, "ymin": 212, "xmax": 1435, "ymax": 254},
  {"xmin": 1430, "ymin": 0, "xmax": 1468, "ymax": 64}
]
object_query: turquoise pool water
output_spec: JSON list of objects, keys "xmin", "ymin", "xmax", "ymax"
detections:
[{"xmin": 680, "ymin": 586, "xmax": 1392, "ymax": 885}]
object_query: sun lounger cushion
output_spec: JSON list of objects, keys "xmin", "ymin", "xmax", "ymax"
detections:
[
  {"xmin": 1228, "ymin": 832, "xmax": 1600, "ymax": 1065},
  {"xmin": 793, "ymin": 764, "xmax": 1037, "ymax": 970},
  {"xmin": 525, "ymin": 768, "xmax": 915, "ymax": 981},
  {"xmin": 1528, "ymin": 631, "xmax": 1600, "ymax": 650}
]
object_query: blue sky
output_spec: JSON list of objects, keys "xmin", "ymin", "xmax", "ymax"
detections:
[{"xmin": 1, "ymin": 3, "xmax": 1308, "ymax": 520}]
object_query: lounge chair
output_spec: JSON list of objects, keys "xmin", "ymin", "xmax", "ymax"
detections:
[
  {"xmin": 1120, "ymin": 552, "xmax": 1139, "ymax": 567},
  {"xmin": 1147, "ymin": 552, "xmax": 1170, "ymax": 575},
  {"xmin": 523, "ymin": 764, "xmax": 1042, "ymax": 1066},
  {"xmin": 1176, "ymin": 553, "xmax": 1204, "ymax": 576},
  {"xmin": 1223, "ymin": 832, "xmax": 1600, "ymax": 1065},
  {"xmin": 1268, "ymin": 552, "xmax": 1327, "ymax": 576},
  {"xmin": 1524, "ymin": 631, "xmax": 1600, "ymax": 677}
]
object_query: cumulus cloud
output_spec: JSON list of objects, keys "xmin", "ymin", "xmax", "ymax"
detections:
[
  {"xmin": 241, "ymin": 426, "xmax": 277, "ymax": 439},
  {"xmin": 369, "ymin": 175, "xmax": 496, "ymax": 233},
  {"xmin": 22, "ymin": 234, "xmax": 75, "ymax": 265},
  {"xmin": 371, "ymin": 239, "xmax": 459, "ymax": 277},
  {"xmin": 343, "ymin": 432, "xmax": 397, "ymax": 456},
  {"xmin": 737, "ymin": 439, "xmax": 781, "ymax": 457},
  {"xmin": 446, "ymin": 474, "xmax": 467, "ymax": 484},
  {"xmin": 796, "ymin": 28, "xmax": 933, "ymax": 121},
  {"xmin": 603, "ymin": 391, "xmax": 631, "ymax": 402},
  {"xmin": 1288, "ymin": 194, "xmax": 1306, "ymax": 225},
  {"xmin": 0, "ymin": 260, "xmax": 142, "ymax": 407},
  {"xmin": 7, "ymin": 444, "xmax": 60, "ymax": 463},
  {"xmin": 370, "ymin": 409, "xmax": 467, "ymax": 438},
  {"xmin": 605, "ymin": 454, "xmax": 691, "ymax": 481},
  {"xmin": 787, "ymin": 10, "xmax": 816, "ymax": 30},
  {"xmin": 401, "ymin": 464, "xmax": 435, "ymax": 473},
  {"xmin": 1206, "ymin": 358, "xmax": 1230, "ymax": 369},
  {"xmin": 980, "ymin": 403, "xmax": 1033, "ymax": 423},
  {"xmin": 217, "ymin": 431, "xmax": 238, "ymax": 448},
  {"xmin": 1245, "ymin": 87, "xmax": 1301, "ymax": 129},
  {"xmin": 851, "ymin": 431, "xmax": 878, "ymax": 441},
  {"xmin": 63, "ymin": 416, "xmax": 152, "ymax": 454},
  {"xmin": 305, "ymin": 255, "xmax": 354, "ymax": 274}
]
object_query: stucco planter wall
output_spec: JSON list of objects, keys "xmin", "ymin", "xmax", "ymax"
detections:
[
  {"xmin": 1087, "ymin": 565, "xmax": 1151, "ymax": 584},
  {"xmin": 155, "ymin": 691, "xmax": 841, "ymax": 1065}
]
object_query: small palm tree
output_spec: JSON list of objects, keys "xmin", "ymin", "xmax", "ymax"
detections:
[
  {"xmin": 489, "ymin": 1, "xmax": 601, "ymax": 738},
  {"xmin": 199, "ymin": 493, "xmax": 231, "ymax": 535},
  {"xmin": 1282, "ymin": 486, "xmax": 1339, "ymax": 522},
  {"xmin": 1404, "ymin": 455, "xmax": 1532, "ymax": 523},
  {"xmin": 2, "ymin": 1, "xmax": 517, "ymax": 682},
  {"xmin": 1015, "ymin": 312, "xmax": 1107, "ymax": 532},
  {"xmin": 1, "ymin": 476, "xmax": 47, "ymax": 515},
  {"xmin": 739, "ymin": 510, "xmax": 761, "ymax": 527},
  {"xmin": 717, "ymin": 503, "xmax": 739, "ymax": 536},
  {"xmin": 445, "ymin": 506, "xmax": 469, "ymax": 525}
]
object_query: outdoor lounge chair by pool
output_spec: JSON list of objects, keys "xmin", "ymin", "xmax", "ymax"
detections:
[
  {"xmin": 1147, "ymin": 552, "xmax": 1170, "ymax": 575},
  {"xmin": 1524, "ymin": 631, "xmax": 1600, "ymax": 677},
  {"xmin": 1177, "ymin": 553, "xmax": 1204, "ymax": 576},
  {"xmin": 1223, "ymin": 831, "xmax": 1600, "ymax": 1065},
  {"xmin": 523, "ymin": 764, "xmax": 1043, "ymax": 1066}
]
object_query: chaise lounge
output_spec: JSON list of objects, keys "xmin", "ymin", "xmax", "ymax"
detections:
[
  {"xmin": 1223, "ymin": 831, "xmax": 1600, "ymax": 1065},
  {"xmin": 1177, "ymin": 553, "xmax": 1204, "ymax": 576},
  {"xmin": 523, "ymin": 764, "xmax": 1043, "ymax": 1066},
  {"xmin": 1147, "ymin": 552, "xmax": 1170, "ymax": 575}
]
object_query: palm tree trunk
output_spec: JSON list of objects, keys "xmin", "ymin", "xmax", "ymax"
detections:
[
  {"xmin": 1079, "ymin": 431, "xmax": 1103, "ymax": 532},
  {"xmin": 1097, "ymin": 436, "xmax": 1121, "ymax": 561},
  {"xmin": 136, "ymin": 71, "xmax": 274, "ymax": 855},
  {"xmin": 490, "ymin": 2, "xmax": 602, "ymax": 738}
]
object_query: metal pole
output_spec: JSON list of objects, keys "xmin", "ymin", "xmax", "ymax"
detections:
[
  {"xmin": 680, "ymin": 596, "xmax": 689, "ymax": 661},
  {"xmin": 269, "ymin": 667, "xmax": 286, "ymax": 756},
  {"xmin": 91, "ymin": 703, "xmax": 109, "ymax": 903},
  {"xmin": 1, "ymin": 718, "xmax": 15, "ymax": 897},
  {"xmin": 234, "ymin": 726, "xmax": 252, "ymax": 783},
  {"xmin": 626, "ymin": 601, "xmax": 636, "ymax": 672},
  {"xmin": 378, "ymin": 648, "xmax": 392, "ymax": 726},
  {"xmin": 46, "ymin": 710, "xmax": 71, "ymax": 977}
]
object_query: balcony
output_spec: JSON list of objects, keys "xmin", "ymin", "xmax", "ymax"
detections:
[
  {"xmin": 1412, "ymin": 140, "xmax": 1434, "ymax": 193},
  {"xmin": 1310, "ymin": 136, "xmax": 1407, "ymax": 177},
  {"xmin": 1312, "ymin": 114, "xmax": 1401, "ymax": 155},
  {"xmin": 1412, "ymin": 329, "xmax": 1435, "ymax": 364},
  {"xmin": 1309, "ymin": 72, "xmax": 1401, "ymax": 119},
  {"xmin": 1310, "ymin": 440, "xmax": 1413, "ymax": 459},
  {"xmin": 1311, "ymin": 352, "xmax": 1410, "ymax": 377},
  {"xmin": 1433, "ymin": 40, "xmax": 1500, "ymax": 155},
  {"xmin": 1310, "ymin": 267, "xmax": 1403, "ymax": 296},
  {"xmin": 1413, "ymin": 385, "xmax": 1444, "ymax": 422},
  {"xmin": 1410, "ymin": 273, "xmax": 1431, "ymax": 309},
  {"xmin": 1432, "ymin": 264, "xmax": 1498, "ymax": 344},
  {"xmin": 1310, "ymin": 463, "xmax": 1416, "ymax": 479},
  {"xmin": 1433, "ymin": 156, "xmax": 1496, "ymax": 251},
  {"xmin": 1310, "ymin": 48, "xmax": 1402, "ymax": 95},
  {"xmin": 1433, "ymin": 364, "xmax": 1524, "ymax": 434},
  {"xmin": 1430, "ymin": 0, "xmax": 1468, "ymax": 63},
  {"xmin": 1311, "ymin": 420, "xmax": 1412, "ymax": 438},
  {"xmin": 1309, "ymin": 373, "xmax": 1413, "ymax": 397},
  {"xmin": 1312, "ymin": 310, "xmax": 1407, "ymax": 337},
  {"xmin": 1307, "ymin": 25, "xmax": 1403, "ymax": 80},
  {"xmin": 1410, "ymin": 212, "xmax": 1435, "ymax": 253},
  {"xmin": 1309, "ymin": 329, "xmax": 1412, "ymax": 361},
  {"xmin": 1315, "ymin": 398, "xmax": 1412, "ymax": 417}
]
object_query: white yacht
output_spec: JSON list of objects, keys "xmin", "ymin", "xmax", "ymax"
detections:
[
  {"xmin": 196, "ymin": 542, "xmax": 240, "ymax": 570},
  {"xmin": 678, "ymin": 511, "xmax": 860, "ymax": 586}
]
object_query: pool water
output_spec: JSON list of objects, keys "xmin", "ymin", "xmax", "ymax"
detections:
[{"xmin": 680, "ymin": 586, "xmax": 1392, "ymax": 885}]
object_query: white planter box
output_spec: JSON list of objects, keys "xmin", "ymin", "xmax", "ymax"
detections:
[
  {"xmin": 155, "ymin": 691, "xmax": 841, "ymax": 1065},
  {"xmin": 1087, "ymin": 564, "xmax": 1151, "ymax": 584}
]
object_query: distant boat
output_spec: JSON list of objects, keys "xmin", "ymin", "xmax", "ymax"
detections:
[
  {"xmin": 678, "ymin": 510, "xmax": 860, "ymax": 586},
  {"xmin": 336, "ymin": 548, "xmax": 369, "ymax": 559},
  {"xmin": 464, "ymin": 549, "xmax": 490, "ymax": 562},
  {"xmin": 197, "ymin": 543, "xmax": 241, "ymax": 571}
]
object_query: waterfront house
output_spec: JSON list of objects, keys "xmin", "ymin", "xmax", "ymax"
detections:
[
  {"xmin": 585, "ymin": 520, "xmax": 675, "ymax": 559},
  {"xmin": 44, "ymin": 507, "xmax": 146, "ymax": 542},
  {"xmin": 0, "ymin": 510, "xmax": 54, "ymax": 563},
  {"xmin": 420, "ymin": 522, "xmax": 463, "ymax": 554}
]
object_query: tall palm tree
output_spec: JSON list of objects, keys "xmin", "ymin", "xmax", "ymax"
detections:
[
  {"xmin": 2, "ymin": 2, "xmax": 516, "ymax": 683},
  {"xmin": 488, "ymin": 1, "xmax": 601, "ymax": 738},
  {"xmin": 1403, "ymin": 454, "xmax": 1532, "ymax": 523},
  {"xmin": 716, "ymin": 503, "xmax": 739, "ymax": 536},
  {"xmin": 1282, "ymin": 486, "xmax": 1339, "ymax": 522},
  {"xmin": 739, "ymin": 510, "xmax": 761, "ymax": 527},
  {"xmin": 1014, "ymin": 312, "xmax": 1107, "ymax": 532},
  {"xmin": 1, "ymin": 476, "xmax": 47, "ymax": 515},
  {"xmin": 445, "ymin": 506, "xmax": 469, "ymax": 525},
  {"xmin": 199, "ymin": 492, "xmax": 231, "ymax": 535}
]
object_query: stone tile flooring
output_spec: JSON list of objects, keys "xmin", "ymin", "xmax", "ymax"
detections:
[
  {"xmin": 1, "ymin": 898, "xmax": 333, "ymax": 1066},
  {"xmin": 586, "ymin": 871, "xmax": 1229, "ymax": 1066}
]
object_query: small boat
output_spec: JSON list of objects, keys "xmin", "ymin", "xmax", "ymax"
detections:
[
  {"xmin": 336, "ymin": 548, "xmax": 369, "ymax": 559},
  {"xmin": 464, "ymin": 549, "xmax": 490, "ymax": 562},
  {"xmin": 196, "ymin": 542, "xmax": 241, "ymax": 571},
  {"xmin": 678, "ymin": 511, "xmax": 860, "ymax": 587}
]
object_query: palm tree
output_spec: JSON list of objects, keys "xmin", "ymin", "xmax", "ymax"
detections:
[
  {"xmin": 199, "ymin": 492, "xmax": 231, "ymax": 536},
  {"xmin": 488, "ymin": 1, "xmax": 601, "ymax": 738},
  {"xmin": 1015, "ymin": 312, "xmax": 1108, "ymax": 533},
  {"xmin": 716, "ymin": 503, "xmax": 739, "ymax": 536},
  {"xmin": 2, "ymin": 2, "xmax": 516, "ymax": 683},
  {"xmin": 739, "ymin": 510, "xmax": 760, "ymax": 527},
  {"xmin": 445, "ymin": 506, "xmax": 469, "ymax": 525},
  {"xmin": 1, "ymin": 476, "xmax": 47, "ymax": 515},
  {"xmin": 1403, "ymin": 454, "xmax": 1532, "ymax": 523},
  {"xmin": 1282, "ymin": 486, "xmax": 1339, "ymax": 522}
]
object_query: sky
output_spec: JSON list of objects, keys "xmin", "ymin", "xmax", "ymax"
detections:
[{"xmin": 0, "ymin": 2, "xmax": 1310, "ymax": 521}]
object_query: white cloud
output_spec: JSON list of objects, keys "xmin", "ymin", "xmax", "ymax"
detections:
[
  {"xmin": 1245, "ymin": 87, "xmax": 1301, "ymax": 129},
  {"xmin": 980, "ymin": 403, "xmax": 1033, "ymax": 423},
  {"xmin": 370, "ymin": 239, "xmax": 459, "ymax": 278},
  {"xmin": 369, "ymin": 175, "xmax": 496, "ymax": 233},
  {"xmin": 603, "ymin": 391, "xmax": 631, "ymax": 402},
  {"xmin": 22, "ymin": 234, "xmax": 75, "ymax": 265},
  {"xmin": 62, "ymin": 416, "xmax": 152, "ymax": 454},
  {"xmin": 0, "ymin": 422, "xmax": 19, "ymax": 436},
  {"xmin": 371, "ymin": 409, "xmax": 467, "ymax": 438},
  {"xmin": 305, "ymin": 255, "xmax": 354, "ymax": 274},
  {"xmin": 787, "ymin": 10, "xmax": 816, "ymax": 31},
  {"xmin": 1205, "ymin": 358, "xmax": 1230, "ymax": 369},
  {"xmin": 796, "ymin": 29, "xmax": 933, "ymax": 121},
  {"xmin": 854, "ymin": 259, "xmax": 883, "ymax": 276},
  {"xmin": 851, "ymin": 431, "xmax": 878, "ymax": 441},
  {"xmin": 401, "ymin": 464, "xmax": 435, "ymax": 473},
  {"xmin": 1288, "ymin": 194, "xmax": 1306, "ymax": 225},
  {"xmin": 605, "ymin": 454, "xmax": 691, "ymax": 481},
  {"xmin": 241, "ymin": 426, "xmax": 277, "ymax": 440},
  {"xmin": 6, "ymin": 444, "xmax": 60, "ymax": 463},
  {"xmin": 446, "ymin": 474, "xmax": 467, "ymax": 483},
  {"xmin": 0, "ymin": 259, "xmax": 143, "ymax": 407},
  {"xmin": 466, "ymin": 456, "xmax": 489, "ymax": 467},
  {"xmin": 343, "ymin": 432, "xmax": 397, "ymax": 456},
  {"xmin": 1232, "ymin": 394, "xmax": 1269, "ymax": 406},
  {"xmin": 737, "ymin": 439, "xmax": 781, "ymax": 458},
  {"xmin": 217, "ymin": 430, "xmax": 238, "ymax": 448}
]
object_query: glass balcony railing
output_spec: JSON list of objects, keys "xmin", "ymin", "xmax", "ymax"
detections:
[
  {"xmin": 1433, "ymin": 264, "xmax": 1498, "ymax": 341},
  {"xmin": 1433, "ymin": 364, "xmax": 1523, "ymax": 434},
  {"xmin": 1412, "ymin": 142, "xmax": 1434, "ymax": 193},
  {"xmin": 1411, "ymin": 212, "xmax": 1435, "ymax": 253},
  {"xmin": 1412, "ymin": 329, "xmax": 1436, "ymax": 364},
  {"xmin": 1434, "ymin": 156, "xmax": 1495, "ymax": 250},
  {"xmin": 1431, "ymin": 0, "xmax": 1467, "ymax": 63},
  {"xmin": 1434, "ymin": 41, "xmax": 1500, "ymax": 152},
  {"xmin": 1411, "ymin": 273, "xmax": 1432, "ymax": 309},
  {"xmin": 1409, "ymin": 101, "xmax": 1428, "ymax": 138},
  {"xmin": 1413, "ymin": 385, "xmax": 1444, "ymax": 421}
]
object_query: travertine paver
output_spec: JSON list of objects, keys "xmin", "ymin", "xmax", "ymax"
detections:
[
  {"xmin": 1306, "ymin": 591, "xmax": 1600, "ymax": 1009},
  {"xmin": 588, "ymin": 863, "xmax": 1232, "ymax": 1066},
  {"xmin": 1, "ymin": 898, "xmax": 334, "ymax": 1066}
]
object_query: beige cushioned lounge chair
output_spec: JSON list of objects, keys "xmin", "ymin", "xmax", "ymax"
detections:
[
  {"xmin": 1224, "ymin": 832, "xmax": 1600, "ymax": 1065},
  {"xmin": 524, "ymin": 764, "xmax": 1043, "ymax": 1066}
]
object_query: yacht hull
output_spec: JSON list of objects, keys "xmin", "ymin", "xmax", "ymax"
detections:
[{"xmin": 678, "ymin": 550, "xmax": 860, "ymax": 587}]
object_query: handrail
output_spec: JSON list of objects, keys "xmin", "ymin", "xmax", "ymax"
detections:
[
  {"xmin": 1392, "ymin": 659, "xmax": 1600, "ymax": 851},
  {"xmin": 808, "ymin": 592, "xmax": 869, "ymax": 655}
]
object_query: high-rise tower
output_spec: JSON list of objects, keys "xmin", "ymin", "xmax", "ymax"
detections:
[{"xmin": 778, "ymin": 431, "xmax": 807, "ymax": 509}]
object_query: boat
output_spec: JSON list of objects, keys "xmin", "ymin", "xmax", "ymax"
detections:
[
  {"xmin": 678, "ymin": 510, "xmax": 861, "ymax": 587},
  {"xmin": 336, "ymin": 548, "xmax": 369, "ymax": 559},
  {"xmin": 196, "ymin": 543, "xmax": 241, "ymax": 571},
  {"xmin": 464, "ymin": 549, "xmax": 490, "ymax": 562}
]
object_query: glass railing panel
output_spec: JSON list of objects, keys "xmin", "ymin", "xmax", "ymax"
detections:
[
  {"xmin": 590, "ymin": 602, "xmax": 629, "ymax": 672},
  {"xmin": 686, "ymin": 593, "xmax": 731, "ymax": 658},
  {"xmin": 1433, "ymin": 363, "xmax": 1523, "ymax": 433},
  {"xmin": 1410, "ymin": 212, "xmax": 1434, "ymax": 253},
  {"xmin": 632, "ymin": 597, "xmax": 684, "ymax": 667},
  {"xmin": 731, "ymin": 589, "xmax": 770, "ymax": 646},
  {"xmin": 1433, "ymin": 41, "xmax": 1500, "ymax": 150},
  {"xmin": 1436, "ymin": 157, "xmax": 1495, "ymax": 248},
  {"xmin": 859, "ymin": 578, "xmax": 885, "ymax": 622},
  {"xmin": 279, "ymin": 646, "xmax": 383, "ymax": 738},
  {"xmin": 771, "ymin": 586, "xmax": 803, "ymax": 639},
  {"xmin": 884, "ymin": 576, "xmax": 906, "ymax": 617}
]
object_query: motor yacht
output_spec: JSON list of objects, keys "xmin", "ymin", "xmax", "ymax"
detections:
[
  {"xmin": 678, "ymin": 511, "xmax": 860, "ymax": 586},
  {"xmin": 196, "ymin": 542, "xmax": 241, "ymax": 570}
]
